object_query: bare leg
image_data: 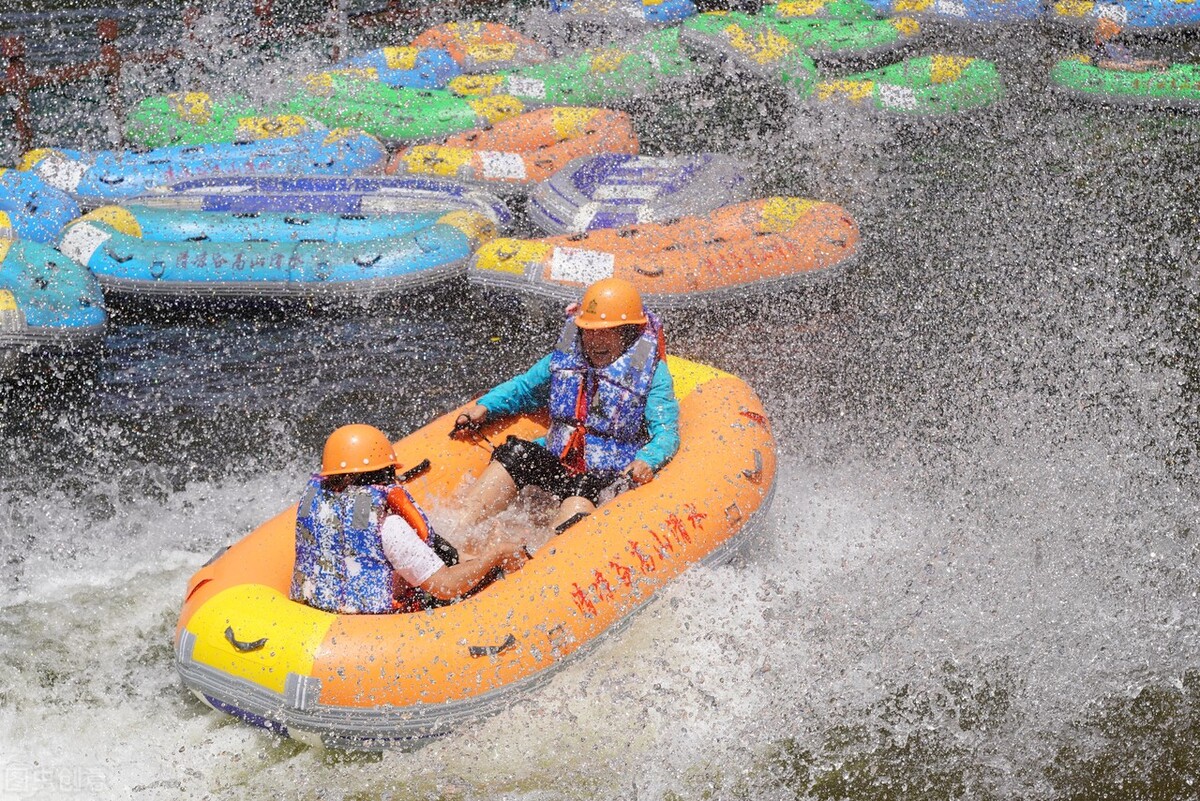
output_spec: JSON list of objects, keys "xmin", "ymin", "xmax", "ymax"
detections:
[
  {"xmin": 455, "ymin": 460, "xmax": 519, "ymax": 549},
  {"xmin": 552, "ymin": 496, "xmax": 596, "ymax": 534},
  {"xmin": 490, "ymin": 518, "xmax": 549, "ymax": 552},
  {"xmin": 463, "ymin": 494, "xmax": 597, "ymax": 557}
]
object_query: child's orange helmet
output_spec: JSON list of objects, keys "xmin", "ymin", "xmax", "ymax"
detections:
[
  {"xmin": 574, "ymin": 277, "xmax": 648, "ymax": 329},
  {"xmin": 320, "ymin": 424, "xmax": 398, "ymax": 476}
]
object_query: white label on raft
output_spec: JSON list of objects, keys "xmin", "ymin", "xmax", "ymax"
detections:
[
  {"xmin": 182, "ymin": 184, "xmax": 250, "ymax": 194},
  {"xmin": 58, "ymin": 222, "xmax": 111, "ymax": 265},
  {"xmin": 879, "ymin": 84, "xmax": 918, "ymax": 111},
  {"xmin": 594, "ymin": 183, "xmax": 662, "ymax": 201},
  {"xmin": 504, "ymin": 76, "xmax": 546, "ymax": 99},
  {"xmin": 550, "ymin": 247, "xmax": 614, "ymax": 284},
  {"xmin": 934, "ymin": 0, "xmax": 966, "ymax": 16},
  {"xmin": 1095, "ymin": 4, "xmax": 1128, "ymax": 23},
  {"xmin": 479, "ymin": 151, "xmax": 527, "ymax": 180},
  {"xmin": 35, "ymin": 154, "xmax": 87, "ymax": 193}
]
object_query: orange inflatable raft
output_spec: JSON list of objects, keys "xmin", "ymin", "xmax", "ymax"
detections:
[
  {"xmin": 410, "ymin": 21, "xmax": 551, "ymax": 73},
  {"xmin": 469, "ymin": 197, "xmax": 859, "ymax": 307},
  {"xmin": 174, "ymin": 355, "xmax": 776, "ymax": 748},
  {"xmin": 386, "ymin": 107, "xmax": 638, "ymax": 190}
]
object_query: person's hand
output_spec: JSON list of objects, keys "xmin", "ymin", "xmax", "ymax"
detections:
[
  {"xmin": 452, "ymin": 404, "xmax": 488, "ymax": 437},
  {"xmin": 490, "ymin": 539, "xmax": 531, "ymax": 573},
  {"xmin": 624, "ymin": 459, "xmax": 653, "ymax": 486}
]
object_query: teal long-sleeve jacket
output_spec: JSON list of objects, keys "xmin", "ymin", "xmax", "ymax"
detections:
[{"xmin": 476, "ymin": 354, "xmax": 680, "ymax": 471}]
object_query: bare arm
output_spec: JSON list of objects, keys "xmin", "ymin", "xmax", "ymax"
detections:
[{"xmin": 416, "ymin": 539, "xmax": 529, "ymax": 601}]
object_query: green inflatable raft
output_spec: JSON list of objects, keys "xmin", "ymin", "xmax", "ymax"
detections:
[
  {"xmin": 681, "ymin": 9, "xmax": 919, "ymax": 67},
  {"xmin": 1049, "ymin": 56, "xmax": 1200, "ymax": 109},
  {"xmin": 765, "ymin": 0, "xmax": 883, "ymax": 19},
  {"xmin": 445, "ymin": 27, "xmax": 703, "ymax": 105},
  {"xmin": 126, "ymin": 85, "xmax": 528, "ymax": 148},
  {"xmin": 810, "ymin": 54, "xmax": 1003, "ymax": 113},
  {"xmin": 678, "ymin": 12, "xmax": 820, "ymax": 92}
]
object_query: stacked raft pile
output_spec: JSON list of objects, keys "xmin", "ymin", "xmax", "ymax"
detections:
[
  {"xmin": 16, "ymin": 0, "xmax": 1197, "ymax": 353},
  {"xmin": 0, "ymin": 0, "xmax": 1023, "ymax": 362}
]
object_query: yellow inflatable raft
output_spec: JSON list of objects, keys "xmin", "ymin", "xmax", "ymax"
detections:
[{"xmin": 174, "ymin": 356, "xmax": 776, "ymax": 748}]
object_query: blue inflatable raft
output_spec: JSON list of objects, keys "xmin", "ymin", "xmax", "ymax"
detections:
[
  {"xmin": 527, "ymin": 152, "xmax": 752, "ymax": 235},
  {"xmin": 56, "ymin": 205, "xmax": 499, "ymax": 299},
  {"xmin": 129, "ymin": 176, "xmax": 512, "ymax": 227},
  {"xmin": 1047, "ymin": 0, "xmax": 1200, "ymax": 30},
  {"xmin": 106, "ymin": 206, "xmax": 479, "ymax": 245},
  {"xmin": 0, "ymin": 168, "xmax": 81, "ymax": 244},
  {"xmin": 549, "ymin": 0, "xmax": 698, "ymax": 24},
  {"xmin": 318, "ymin": 46, "xmax": 462, "ymax": 89},
  {"xmin": 0, "ymin": 237, "xmax": 106, "ymax": 358},
  {"xmin": 17, "ymin": 130, "xmax": 388, "ymax": 206}
]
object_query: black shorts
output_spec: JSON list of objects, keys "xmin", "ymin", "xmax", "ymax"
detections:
[{"xmin": 491, "ymin": 436, "xmax": 628, "ymax": 505}]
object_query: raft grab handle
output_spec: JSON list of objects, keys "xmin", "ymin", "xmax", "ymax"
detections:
[
  {"xmin": 741, "ymin": 449, "xmax": 763, "ymax": 483},
  {"xmin": 468, "ymin": 633, "xmax": 516, "ymax": 658},
  {"xmin": 225, "ymin": 626, "xmax": 267, "ymax": 652},
  {"xmin": 105, "ymin": 247, "xmax": 134, "ymax": 264},
  {"xmin": 398, "ymin": 458, "xmax": 431, "ymax": 483}
]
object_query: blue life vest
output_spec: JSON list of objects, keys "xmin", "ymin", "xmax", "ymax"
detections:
[
  {"xmin": 386, "ymin": 485, "xmax": 458, "ymax": 613},
  {"xmin": 290, "ymin": 476, "xmax": 398, "ymax": 614},
  {"xmin": 545, "ymin": 315, "xmax": 661, "ymax": 472}
]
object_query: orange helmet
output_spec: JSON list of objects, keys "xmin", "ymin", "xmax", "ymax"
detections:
[
  {"xmin": 1095, "ymin": 17, "xmax": 1121, "ymax": 41},
  {"xmin": 574, "ymin": 277, "xmax": 648, "ymax": 329},
  {"xmin": 319, "ymin": 424, "xmax": 397, "ymax": 476}
]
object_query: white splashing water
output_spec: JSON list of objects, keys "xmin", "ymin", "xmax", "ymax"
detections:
[{"xmin": 4, "ymin": 409, "xmax": 1197, "ymax": 800}]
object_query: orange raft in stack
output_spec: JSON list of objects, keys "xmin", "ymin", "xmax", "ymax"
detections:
[
  {"xmin": 469, "ymin": 196, "xmax": 859, "ymax": 307},
  {"xmin": 386, "ymin": 106, "xmax": 638, "ymax": 191},
  {"xmin": 173, "ymin": 356, "xmax": 776, "ymax": 749}
]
